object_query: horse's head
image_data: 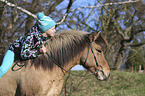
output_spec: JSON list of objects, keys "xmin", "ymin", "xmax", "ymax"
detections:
[
  {"xmin": 33, "ymin": 30, "xmax": 110, "ymax": 81},
  {"xmin": 80, "ymin": 32, "xmax": 110, "ymax": 81}
]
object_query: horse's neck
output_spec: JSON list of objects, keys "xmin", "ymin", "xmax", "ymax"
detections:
[{"xmin": 62, "ymin": 55, "xmax": 81, "ymax": 72}]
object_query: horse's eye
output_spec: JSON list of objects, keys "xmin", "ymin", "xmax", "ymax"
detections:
[{"xmin": 97, "ymin": 50, "xmax": 102, "ymax": 53}]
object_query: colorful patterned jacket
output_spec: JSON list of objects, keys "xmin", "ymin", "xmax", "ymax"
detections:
[{"xmin": 9, "ymin": 26, "xmax": 49, "ymax": 60}]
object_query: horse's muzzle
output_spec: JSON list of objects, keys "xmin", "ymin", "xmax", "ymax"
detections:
[{"xmin": 96, "ymin": 70, "xmax": 111, "ymax": 81}]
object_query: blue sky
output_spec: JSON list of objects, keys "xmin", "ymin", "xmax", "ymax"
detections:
[{"xmin": 71, "ymin": 65, "xmax": 85, "ymax": 70}]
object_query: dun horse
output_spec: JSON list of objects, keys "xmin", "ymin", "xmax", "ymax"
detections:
[{"xmin": 0, "ymin": 30, "xmax": 110, "ymax": 96}]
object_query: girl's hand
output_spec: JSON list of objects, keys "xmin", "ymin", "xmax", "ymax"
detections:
[{"xmin": 40, "ymin": 45, "xmax": 46, "ymax": 53}]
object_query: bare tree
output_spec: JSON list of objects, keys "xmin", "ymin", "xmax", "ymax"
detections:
[{"xmin": 0, "ymin": 0, "xmax": 144, "ymax": 70}]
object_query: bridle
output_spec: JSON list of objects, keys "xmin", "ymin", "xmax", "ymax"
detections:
[
  {"xmin": 87, "ymin": 42, "xmax": 107, "ymax": 79},
  {"xmin": 46, "ymin": 42, "xmax": 107, "ymax": 79}
]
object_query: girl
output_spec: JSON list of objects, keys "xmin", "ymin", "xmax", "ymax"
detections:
[{"xmin": 0, "ymin": 12, "xmax": 56, "ymax": 79}]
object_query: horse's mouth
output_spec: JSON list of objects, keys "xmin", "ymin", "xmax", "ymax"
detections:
[{"xmin": 95, "ymin": 71, "xmax": 110, "ymax": 81}]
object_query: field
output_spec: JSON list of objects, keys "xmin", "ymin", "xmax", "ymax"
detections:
[{"xmin": 59, "ymin": 71, "xmax": 145, "ymax": 96}]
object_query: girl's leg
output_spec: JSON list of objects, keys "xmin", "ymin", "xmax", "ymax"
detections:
[{"xmin": 0, "ymin": 50, "xmax": 14, "ymax": 79}]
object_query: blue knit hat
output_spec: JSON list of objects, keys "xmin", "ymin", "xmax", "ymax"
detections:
[{"xmin": 37, "ymin": 13, "xmax": 56, "ymax": 32}]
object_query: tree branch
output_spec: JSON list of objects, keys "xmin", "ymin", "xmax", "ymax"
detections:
[
  {"xmin": 0, "ymin": 0, "xmax": 37, "ymax": 19},
  {"xmin": 70, "ymin": 0, "xmax": 140, "ymax": 12},
  {"xmin": 1, "ymin": 0, "xmax": 140, "ymax": 25},
  {"xmin": 56, "ymin": 0, "xmax": 73, "ymax": 25},
  {"xmin": 46, "ymin": 0, "xmax": 63, "ymax": 15},
  {"xmin": 129, "ymin": 42, "xmax": 145, "ymax": 47}
]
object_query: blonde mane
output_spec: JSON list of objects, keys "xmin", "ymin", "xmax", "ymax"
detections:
[
  {"xmin": 31, "ymin": 30, "xmax": 90, "ymax": 70},
  {"xmin": 46, "ymin": 30, "xmax": 88, "ymax": 52}
]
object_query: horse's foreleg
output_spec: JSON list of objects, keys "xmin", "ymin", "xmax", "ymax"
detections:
[
  {"xmin": 39, "ymin": 79, "xmax": 64, "ymax": 96},
  {"xmin": 0, "ymin": 77, "xmax": 17, "ymax": 96}
]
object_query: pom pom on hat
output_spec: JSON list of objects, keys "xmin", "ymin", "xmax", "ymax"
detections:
[
  {"xmin": 37, "ymin": 12, "xmax": 56, "ymax": 32},
  {"xmin": 37, "ymin": 13, "xmax": 45, "ymax": 20}
]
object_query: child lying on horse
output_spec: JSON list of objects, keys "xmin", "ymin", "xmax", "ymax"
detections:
[{"xmin": 0, "ymin": 13, "xmax": 56, "ymax": 79}]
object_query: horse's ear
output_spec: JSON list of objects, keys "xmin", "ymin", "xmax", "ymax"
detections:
[
  {"xmin": 95, "ymin": 34, "xmax": 108, "ymax": 50},
  {"xmin": 96, "ymin": 34, "xmax": 108, "ymax": 47},
  {"xmin": 89, "ymin": 31, "xmax": 101, "ymax": 43},
  {"xmin": 89, "ymin": 31, "xmax": 108, "ymax": 48}
]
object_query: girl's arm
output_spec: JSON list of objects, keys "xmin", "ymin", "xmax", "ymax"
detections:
[{"xmin": 20, "ymin": 34, "xmax": 41, "ymax": 60}]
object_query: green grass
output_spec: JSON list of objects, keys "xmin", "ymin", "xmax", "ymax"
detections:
[{"xmin": 59, "ymin": 71, "xmax": 145, "ymax": 96}]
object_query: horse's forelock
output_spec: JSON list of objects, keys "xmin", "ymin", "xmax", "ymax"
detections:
[{"xmin": 95, "ymin": 34, "xmax": 108, "ymax": 48}]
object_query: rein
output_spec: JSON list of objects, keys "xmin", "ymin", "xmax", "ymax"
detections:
[
  {"xmin": 45, "ymin": 52, "xmax": 91, "ymax": 77},
  {"xmin": 11, "ymin": 42, "xmax": 106, "ymax": 78},
  {"xmin": 46, "ymin": 42, "xmax": 105, "ymax": 78}
]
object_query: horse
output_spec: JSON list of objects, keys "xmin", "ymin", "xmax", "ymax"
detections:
[{"xmin": 0, "ymin": 30, "xmax": 110, "ymax": 96}]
